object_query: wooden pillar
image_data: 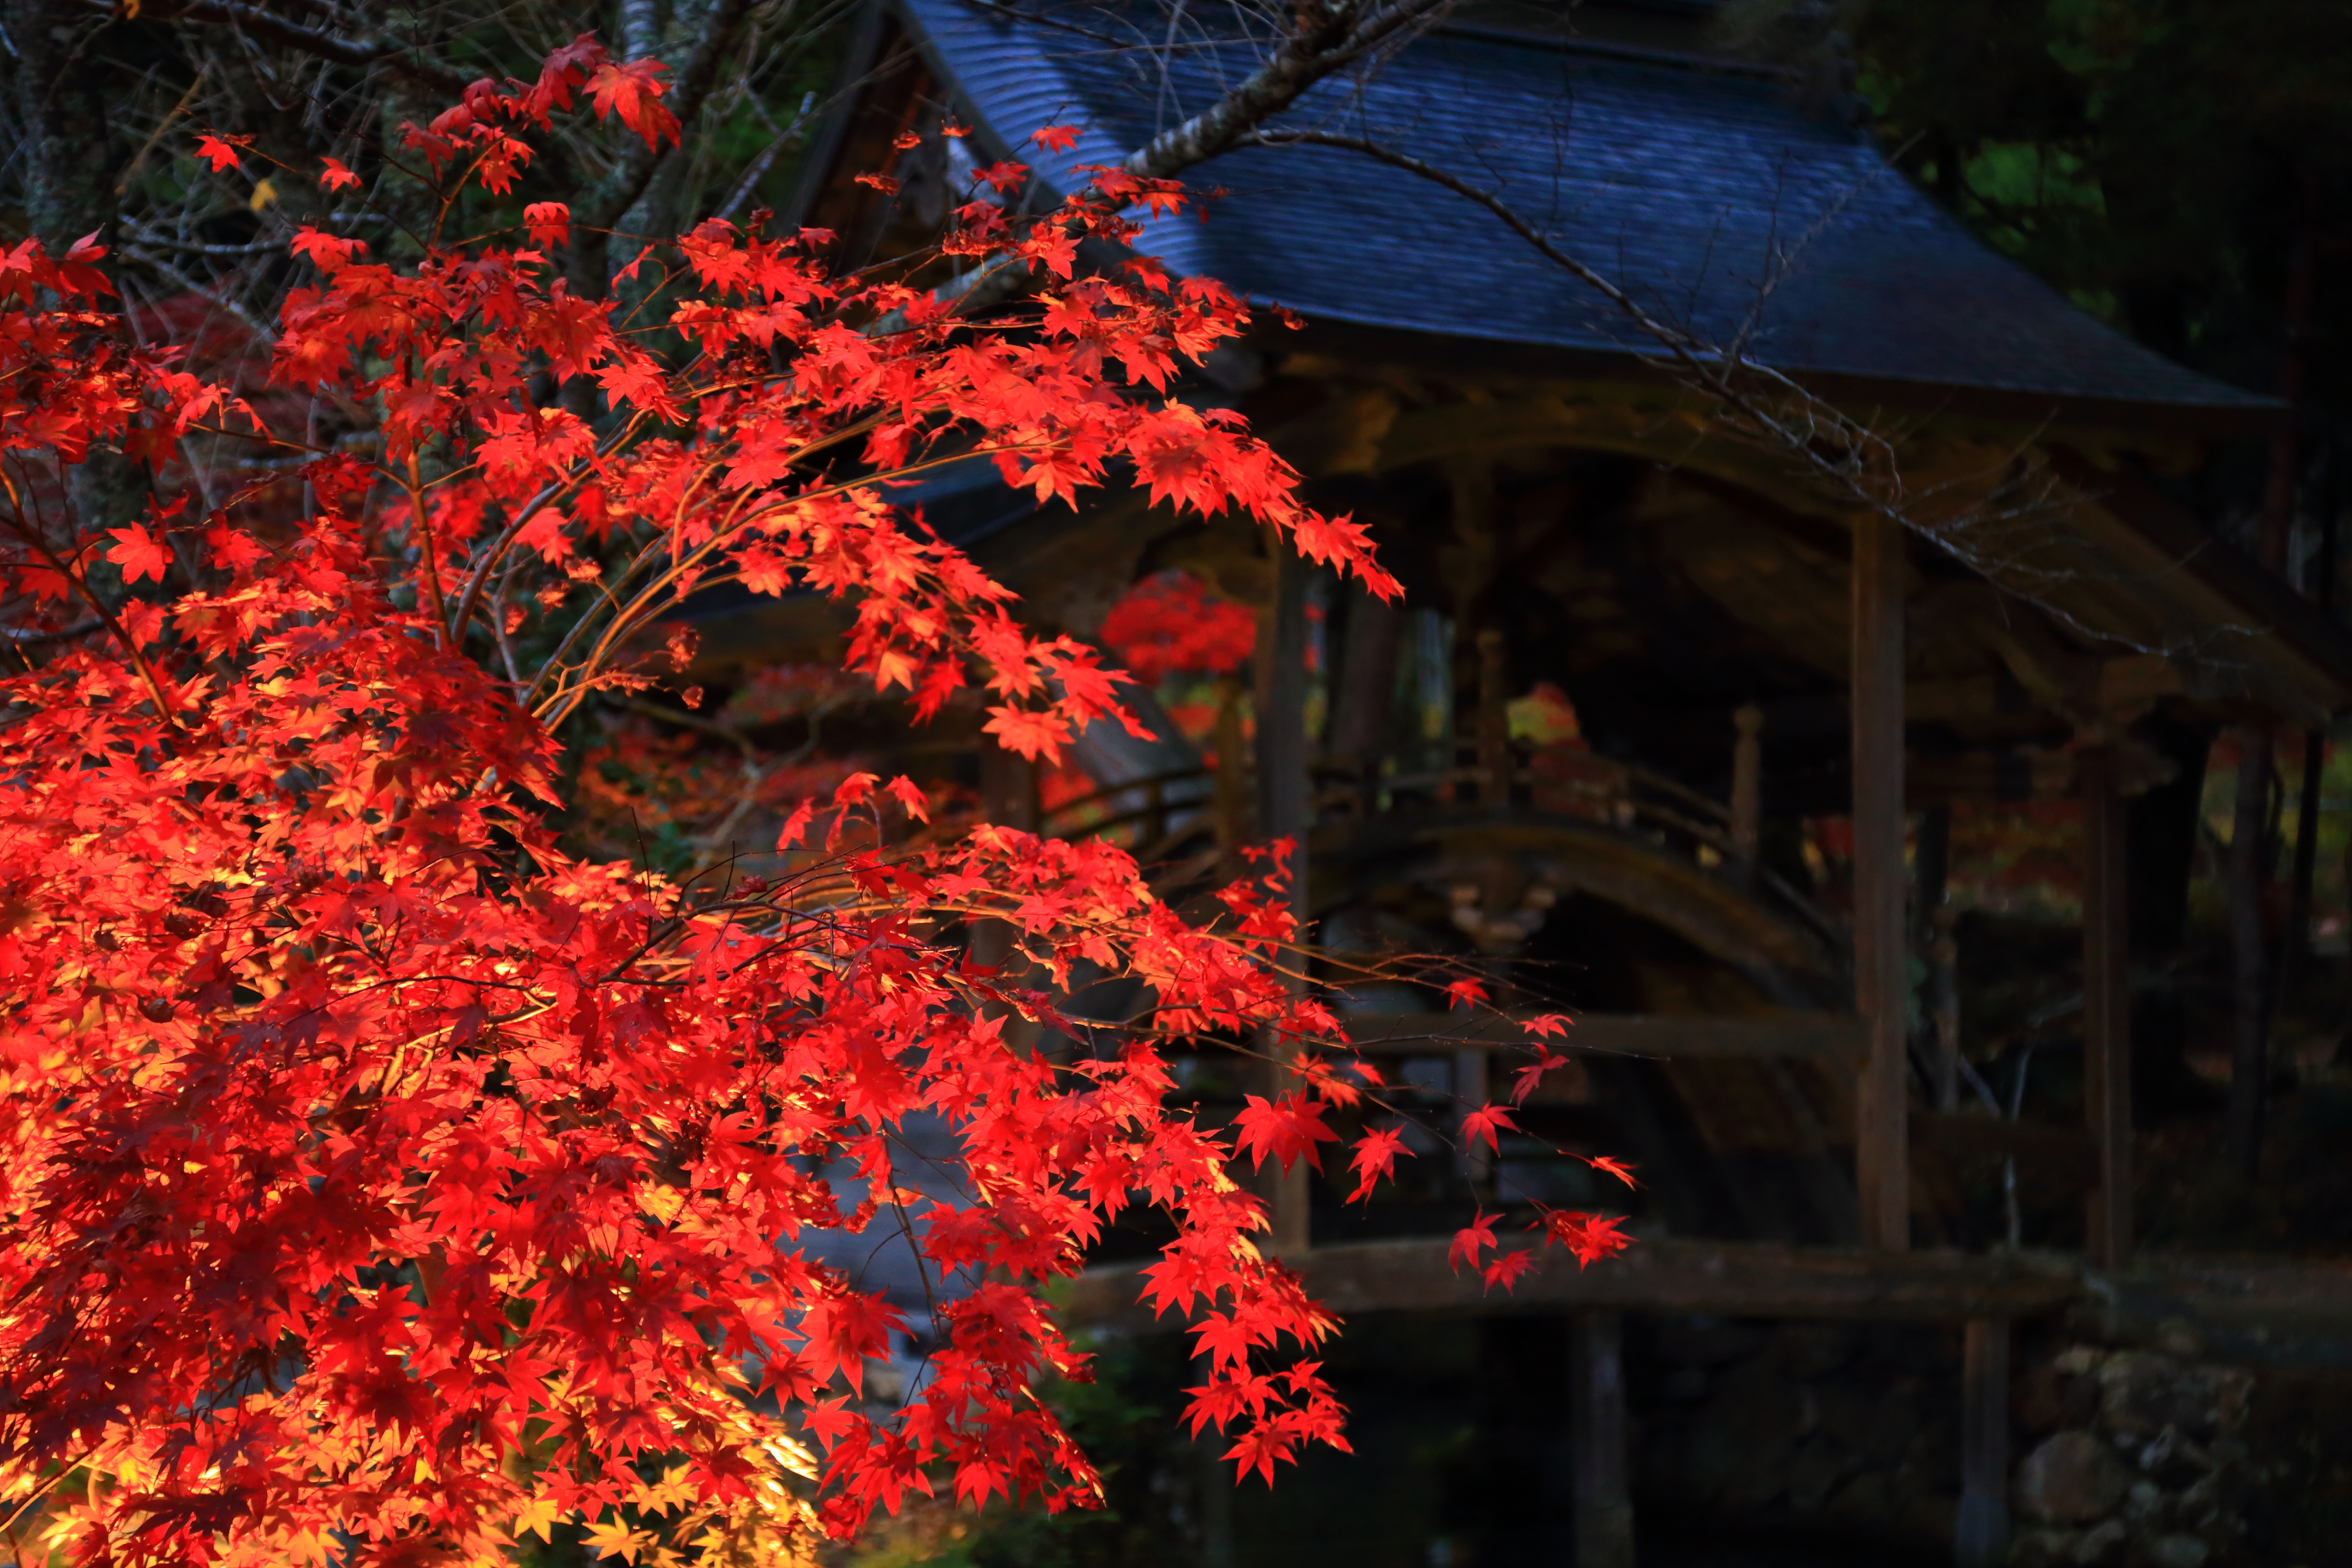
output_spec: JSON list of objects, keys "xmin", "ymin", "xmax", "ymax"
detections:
[
  {"xmin": 1447, "ymin": 459, "xmax": 1499, "ymax": 794},
  {"xmin": 1258, "ymin": 539, "xmax": 1312, "ymax": 1257},
  {"xmin": 1569, "ymin": 1312, "xmax": 1633, "ymax": 1568},
  {"xmin": 1956, "ymin": 1317, "xmax": 2010, "ymax": 1568},
  {"xmin": 1477, "ymin": 627, "xmax": 1511, "ymax": 805},
  {"xmin": 1195, "ymin": 1352, "xmax": 1236, "ymax": 1568},
  {"xmin": 978, "ymin": 743, "xmax": 1036, "ymax": 834},
  {"xmin": 1211, "ymin": 675, "xmax": 1248, "ymax": 865},
  {"xmin": 1328, "ymin": 582, "xmax": 1404, "ymax": 769},
  {"xmin": 1730, "ymin": 704, "xmax": 1763, "ymax": 880},
  {"xmin": 2081, "ymin": 744, "xmax": 2133, "ymax": 1269},
  {"xmin": 1931, "ymin": 906, "xmax": 1962, "ymax": 1115},
  {"xmin": 1851, "ymin": 511, "xmax": 1910, "ymax": 1250},
  {"xmin": 2225, "ymin": 728, "xmax": 2274, "ymax": 1176}
]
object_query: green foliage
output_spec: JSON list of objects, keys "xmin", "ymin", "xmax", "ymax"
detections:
[{"xmin": 1721, "ymin": 0, "xmax": 2352, "ymax": 397}]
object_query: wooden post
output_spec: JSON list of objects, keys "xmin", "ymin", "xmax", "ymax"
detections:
[
  {"xmin": 1730, "ymin": 704, "xmax": 1763, "ymax": 879},
  {"xmin": 1328, "ymin": 582, "xmax": 1404, "ymax": 768},
  {"xmin": 1932, "ymin": 906, "xmax": 1962, "ymax": 1115},
  {"xmin": 2081, "ymin": 744, "xmax": 2133, "ymax": 1269},
  {"xmin": 1851, "ymin": 512, "xmax": 1910, "ymax": 1251},
  {"xmin": 1955, "ymin": 1317, "xmax": 2010, "ymax": 1568},
  {"xmin": 1212, "ymin": 675, "xmax": 1247, "ymax": 866},
  {"xmin": 1258, "ymin": 540, "xmax": 1312, "ymax": 1257},
  {"xmin": 1195, "ymin": 1351, "xmax": 1236, "ymax": 1568},
  {"xmin": 1477, "ymin": 627, "xmax": 1511, "ymax": 806},
  {"xmin": 1569, "ymin": 1312, "xmax": 1633, "ymax": 1568}
]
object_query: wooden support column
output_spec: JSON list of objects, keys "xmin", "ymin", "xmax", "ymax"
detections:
[
  {"xmin": 1257, "ymin": 539, "xmax": 1312, "ymax": 1257},
  {"xmin": 1955, "ymin": 1317, "xmax": 2011, "ymax": 1568},
  {"xmin": 1211, "ymin": 675, "xmax": 1248, "ymax": 866},
  {"xmin": 1851, "ymin": 512, "xmax": 1910, "ymax": 1250},
  {"xmin": 2080, "ymin": 744, "xmax": 2133, "ymax": 1269},
  {"xmin": 1569, "ymin": 1312, "xmax": 1633, "ymax": 1568},
  {"xmin": 1446, "ymin": 459, "xmax": 1499, "ymax": 796},
  {"xmin": 977, "ymin": 743, "xmax": 1036, "ymax": 834},
  {"xmin": 1477, "ymin": 627, "xmax": 1511, "ymax": 806},
  {"xmin": 1195, "ymin": 1351, "xmax": 1236, "ymax": 1568},
  {"xmin": 1328, "ymin": 582, "xmax": 1403, "ymax": 770},
  {"xmin": 1931, "ymin": 906, "xmax": 1962, "ymax": 1115}
]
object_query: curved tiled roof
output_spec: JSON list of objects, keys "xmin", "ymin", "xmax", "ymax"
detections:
[{"xmin": 897, "ymin": 0, "xmax": 2272, "ymax": 421}]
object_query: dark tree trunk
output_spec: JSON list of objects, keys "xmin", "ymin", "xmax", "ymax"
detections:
[{"xmin": 7, "ymin": 0, "xmax": 121, "ymax": 251}]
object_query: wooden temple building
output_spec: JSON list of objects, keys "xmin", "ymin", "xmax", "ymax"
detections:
[{"xmin": 684, "ymin": 2, "xmax": 2352, "ymax": 1563}]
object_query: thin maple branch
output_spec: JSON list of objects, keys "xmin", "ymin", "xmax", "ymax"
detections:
[
  {"xmin": 1120, "ymin": 0, "xmax": 1457, "ymax": 178},
  {"xmin": 0, "ymin": 514, "xmax": 186, "ymax": 737}
]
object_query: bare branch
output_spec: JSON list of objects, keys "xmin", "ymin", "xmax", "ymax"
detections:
[
  {"xmin": 1120, "ymin": 0, "xmax": 1456, "ymax": 178},
  {"xmin": 75, "ymin": 0, "xmax": 470, "ymax": 94},
  {"xmin": 582, "ymin": 0, "xmax": 764, "ymax": 235}
]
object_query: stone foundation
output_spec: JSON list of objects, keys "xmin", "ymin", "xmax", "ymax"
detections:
[
  {"xmin": 1627, "ymin": 1316, "xmax": 2329, "ymax": 1566},
  {"xmin": 2008, "ymin": 1344, "xmax": 2253, "ymax": 1568}
]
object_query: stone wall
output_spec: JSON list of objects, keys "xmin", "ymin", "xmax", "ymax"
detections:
[
  {"xmin": 1629, "ymin": 1316, "xmax": 1961, "ymax": 1552},
  {"xmin": 1627, "ymin": 1316, "xmax": 2347, "ymax": 1567},
  {"xmin": 2009, "ymin": 1343, "xmax": 2253, "ymax": 1568}
]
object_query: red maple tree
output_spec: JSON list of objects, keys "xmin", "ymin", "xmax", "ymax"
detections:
[{"xmin": 0, "ymin": 41, "xmax": 1625, "ymax": 1568}]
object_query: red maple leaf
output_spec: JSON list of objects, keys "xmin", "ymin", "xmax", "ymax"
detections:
[
  {"xmin": 1232, "ymin": 1092, "xmax": 1340, "ymax": 1173},
  {"xmin": 105, "ymin": 525, "xmax": 171, "ymax": 584},
  {"xmin": 0, "ymin": 56, "xmax": 1631, "ymax": 1558},
  {"xmin": 1587, "ymin": 1155, "xmax": 1640, "ymax": 1188},
  {"xmin": 1448, "ymin": 1211, "xmax": 1499, "ymax": 1272},
  {"xmin": 1344, "ymin": 1125, "xmax": 1409, "ymax": 1202},
  {"xmin": 1460, "ymin": 1104, "xmax": 1519, "ymax": 1155},
  {"xmin": 588, "ymin": 58, "xmax": 681, "ymax": 149},
  {"xmin": 195, "ymin": 132, "xmax": 246, "ymax": 173},
  {"xmin": 1481, "ymin": 1249, "xmax": 1536, "ymax": 1293}
]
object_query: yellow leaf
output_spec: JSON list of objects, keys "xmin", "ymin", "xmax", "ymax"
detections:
[
  {"xmin": 248, "ymin": 177, "xmax": 278, "ymax": 212},
  {"xmin": 583, "ymin": 1515, "xmax": 652, "ymax": 1564},
  {"xmin": 513, "ymin": 1494, "xmax": 565, "ymax": 1544}
]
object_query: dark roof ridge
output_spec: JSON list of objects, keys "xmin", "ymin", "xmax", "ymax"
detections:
[
  {"xmin": 897, "ymin": 0, "xmax": 2276, "ymax": 426},
  {"xmin": 1431, "ymin": 18, "xmax": 1804, "ymax": 83}
]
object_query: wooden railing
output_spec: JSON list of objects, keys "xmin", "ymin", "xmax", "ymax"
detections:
[{"xmin": 1037, "ymin": 742, "xmax": 1838, "ymax": 953}]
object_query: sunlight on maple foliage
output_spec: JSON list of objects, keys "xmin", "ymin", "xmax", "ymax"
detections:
[{"xmin": 0, "ymin": 36, "xmax": 1627, "ymax": 1568}]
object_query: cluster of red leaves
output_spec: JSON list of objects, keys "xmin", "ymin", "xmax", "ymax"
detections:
[
  {"xmin": 1098, "ymin": 569, "xmax": 1257, "ymax": 684},
  {"xmin": 0, "ymin": 41, "xmax": 1618, "ymax": 1568}
]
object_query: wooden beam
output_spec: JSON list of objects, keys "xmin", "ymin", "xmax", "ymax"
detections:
[
  {"xmin": 1956, "ymin": 1318, "xmax": 2011, "ymax": 1568},
  {"xmin": 2080, "ymin": 745, "xmax": 2133, "ymax": 1267},
  {"xmin": 1851, "ymin": 511, "xmax": 1910, "ymax": 1250},
  {"xmin": 2070, "ymin": 1254, "xmax": 2352, "ymax": 1369},
  {"xmin": 1569, "ymin": 1312, "xmax": 1635, "ymax": 1568},
  {"xmin": 1056, "ymin": 1238, "xmax": 2082, "ymax": 1332},
  {"xmin": 1337, "ymin": 1012, "xmax": 1869, "ymax": 1060}
]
